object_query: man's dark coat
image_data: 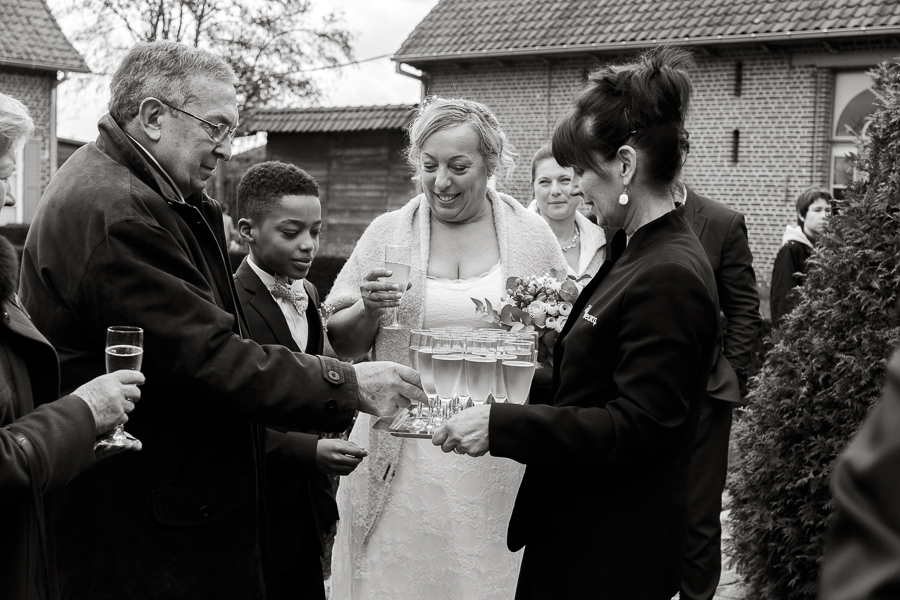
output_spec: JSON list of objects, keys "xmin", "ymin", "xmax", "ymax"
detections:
[
  {"xmin": 680, "ymin": 188, "xmax": 762, "ymax": 599},
  {"xmin": 18, "ymin": 115, "xmax": 358, "ymax": 599},
  {"xmin": 233, "ymin": 256, "xmax": 338, "ymax": 596},
  {"xmin": 683, "ymin": 187, "xmax": 761, "ymax": 401}
]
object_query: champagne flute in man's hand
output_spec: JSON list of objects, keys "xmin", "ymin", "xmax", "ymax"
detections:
[{"xmin": 100, "ymin": 326, "xmax": 143, "ymax": 447}]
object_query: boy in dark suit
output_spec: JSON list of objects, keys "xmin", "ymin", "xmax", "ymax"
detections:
[{"xmin": 234, "ymin": 161, "xmax": 367, "ymax": 600}]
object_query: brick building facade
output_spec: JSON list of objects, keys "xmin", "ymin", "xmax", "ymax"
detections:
[
  {"xmin": 0, "ymin": 0, "xmax": 89, "ymax": 224},
  {"xmin": 393, "ymin": 0, "xmax": 900, "ymax": 307}
]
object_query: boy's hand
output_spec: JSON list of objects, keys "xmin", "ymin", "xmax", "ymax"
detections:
[{"xmin": 316, "ymin": 439, "xmax": 368, "ymax": 475}]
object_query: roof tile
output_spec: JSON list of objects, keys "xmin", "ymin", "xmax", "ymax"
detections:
[
  {"xmin": 395, "ymin": 0, "xmax": 900, "ymax": 61},
  {"xmin": 0, "ymin": 0, "xmax": 89, "ymax": 72},
  {"xmin": 240, "ymin": 105, "xmax": 417, "ymax": 135}
]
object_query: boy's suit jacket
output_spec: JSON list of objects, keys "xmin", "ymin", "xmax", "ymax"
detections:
[{"xmin": 233, "ymin": 256, "xmax": 338, "ymax": 574}]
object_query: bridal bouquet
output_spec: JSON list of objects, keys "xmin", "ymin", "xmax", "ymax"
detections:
[{"xmin": 472, "ymin": 269, "xmax": 580, "ymax": 363}]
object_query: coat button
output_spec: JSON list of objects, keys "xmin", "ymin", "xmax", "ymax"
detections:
[
  {"xmin": 325, "ymin": 400, "xmax": 337, "ymax": 411},
  {"xmin": 199, "ymin": 506, "xmax": 209, "ymax": 518},
  {"xmin": 327, "ymin": 370, "xmax": 340, "ymax": 382}
]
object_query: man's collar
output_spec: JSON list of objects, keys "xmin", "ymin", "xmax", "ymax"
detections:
[{"xmin": 123, "ymin": 132, "xmax": 186, "ymax": 203}]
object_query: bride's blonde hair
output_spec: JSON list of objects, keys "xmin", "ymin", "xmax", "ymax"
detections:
[{"xmin": 406, "ymin": 96, "xmax": 517, "ymax": 191}]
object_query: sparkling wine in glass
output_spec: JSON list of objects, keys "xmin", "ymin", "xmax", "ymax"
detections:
[
  {"xmin": 104, "ymin": 326, "xmax": 143, "ymax": 445},
  {"xmin": 465, "ymin": 337, "xmax": 496, "ymax": 407},
  {"xmin": 383, "ymin": 245, "xmax": 411, "ymax": 330},
  {"xmin": 416, "ymin": 332, "xmax": 439, "ymax": 430},
  {"xmin": 501, "ymin": 339, "xmax": 536, "ymax": 405},
  {"xmin": 431, "ymin": 335, "xmax": 462, "ymax": 424}
]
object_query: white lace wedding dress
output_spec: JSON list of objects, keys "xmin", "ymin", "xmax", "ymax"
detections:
[{"xmin": 331, "ymin": 263, "xmax": 525, "ymax": 599}]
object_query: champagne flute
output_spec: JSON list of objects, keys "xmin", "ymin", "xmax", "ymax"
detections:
[
  {"xmin": 408, "ymin": 330, "xmax": 426, "ymax": 430},
  {"xmin": 432, "ymin": 335, "xmax": 463, "ymax": 424},
  {"xmin": 104, "ymin": 326, "xmax": 143, "ymax": 445},
  {"xmin": 383, "ymin": 245, "xmax": 411, "ymax": 330},
  {"xmin": 416, "ymin": 332, "xmax": 439, "ymax": 429},
  {"xmin": 465, "ymin": 337, "xmax": 496, "ymax": 407},
  {"xmin": 502, "ymin": 339, "xmax": 536, "ymax": 405},
  {"xmin": 490, "ymin": 335, "xmax": 517, "ymax": 403}
]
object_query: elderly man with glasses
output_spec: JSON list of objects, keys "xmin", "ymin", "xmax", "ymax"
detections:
[{"xmin": 19, "ymin": 41, "xmax": 424, "ymax": 599}]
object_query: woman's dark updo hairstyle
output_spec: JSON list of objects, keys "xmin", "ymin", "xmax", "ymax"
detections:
[{"xmin": 552, "ymin": 46, "xmax": 695, "ymax": 191}]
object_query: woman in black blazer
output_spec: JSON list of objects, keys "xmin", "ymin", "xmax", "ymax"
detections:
[{"xmin": 434, "ymin": 47, "xmax": 720, "ymax": 600}]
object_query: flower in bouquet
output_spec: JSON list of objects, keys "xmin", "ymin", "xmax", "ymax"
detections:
[{"xmin": 471, "ymin": 268, "xmax": 580, "ymax": 364}]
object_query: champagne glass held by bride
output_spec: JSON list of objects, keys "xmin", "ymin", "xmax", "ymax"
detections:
[
  {"xmin": 104, "ymin": 326, "xmax": 143, "ymax": 445},
  {"xmin": 383, "ymin": 245, "xmax": 411, "ymax": 330}
]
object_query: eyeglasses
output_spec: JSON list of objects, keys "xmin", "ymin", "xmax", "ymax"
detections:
[{"xmin": 154, "ymin": 98, "xmax": 238, "ymax": 144}]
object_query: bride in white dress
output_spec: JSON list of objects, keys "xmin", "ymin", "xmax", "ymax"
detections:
[{"xmin": 325, "ymin": 97, "xmax": 566, "ymax": 599}]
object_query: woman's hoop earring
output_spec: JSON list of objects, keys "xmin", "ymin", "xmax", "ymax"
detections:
[{"xmin": 618, "ymin": 186, "xmax": 629, "ymax": 205}]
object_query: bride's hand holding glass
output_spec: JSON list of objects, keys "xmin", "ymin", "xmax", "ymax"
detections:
[{"xmin": 359, "ymin": 269, "xmax": 411, "ymax": 321}]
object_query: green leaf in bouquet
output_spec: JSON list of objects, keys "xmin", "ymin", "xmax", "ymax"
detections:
[
  {"xmin": 536, "ymin": 292, "xmax": 548, "ymax": 302},
  {"xmin": 506, "ymin": 276, "xmax": 520, "ymax": 293},
  {"xmin": 485, "ymin": 298, "xmax": 495, "ymax": 314},
  {"xmin": 482, "ymin": 313, "xmax": 496, "ymax": 323},
  {"xmin": 509, "ymin": 321, "xmax": 525, "ymax": 332},
  {"xmin": 499, "ymin": 304, "xmax": 516, "ymax": 325},
  {"xmin": 559, "ymin": 279, "xmax": 580, "ymax": 302},
  {"xmin": 509, "ymin": 305, "xmax": 531, "ymax": 325},
  {"xmin": 472, "ymin": 297, "xmax": 485, "ymax": 312}
]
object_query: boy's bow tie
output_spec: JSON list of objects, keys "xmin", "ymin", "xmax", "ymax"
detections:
[{"xmin": 268, "ymin": 276, "xmax": 308, "ymax": 314}]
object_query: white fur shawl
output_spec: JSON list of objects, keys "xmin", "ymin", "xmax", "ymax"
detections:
[{"xmin": 326, "ymin": 188, "xmax": 566, "ymax": 543}]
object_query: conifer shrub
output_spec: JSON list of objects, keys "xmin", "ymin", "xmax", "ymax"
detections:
[{"xmin": 727, "ymin": 61, "xmax": 900, "ymax": 600}]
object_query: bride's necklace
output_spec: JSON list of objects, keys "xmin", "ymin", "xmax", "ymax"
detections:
[{"xmin": 560, "ymin": 224, "xmax": 580, "ymax": 252}]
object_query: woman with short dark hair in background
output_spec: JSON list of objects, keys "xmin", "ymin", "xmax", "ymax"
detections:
[
  {"xmin": 529, "ymin": 142, "xmax": 606, "ymax": 285},
  {"xmin": 433, "ymin": 47, "xmax": 720, "ymax": 599},
  {"xmin": 770, "ymin": 187, "xmax": 832, "ymax": 327}
]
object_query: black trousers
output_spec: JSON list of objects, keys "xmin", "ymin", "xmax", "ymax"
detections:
[
  {"xmin": 679, "ymin": 396, "xmax": 733, "ymax": 600},
  {"xmin": 263, "ymin": 529, "xmax": 326, "ymax": 600}
]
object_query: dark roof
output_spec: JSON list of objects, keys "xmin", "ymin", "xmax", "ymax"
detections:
[
  {"xmin": 0, "ymin": 0, "xmax": 89, "ymax": 73},
  {"xmin": 240, "ymin": 105, "xmax": 417, "ymax": 135},
  {"xmin": 394, "ymin": 0, "xmax": 900, "ymax": 64}
]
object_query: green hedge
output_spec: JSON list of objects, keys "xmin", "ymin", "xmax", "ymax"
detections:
[{"xmin": 727, "ymin": 61, "xmax": 900, "ymax": 599}]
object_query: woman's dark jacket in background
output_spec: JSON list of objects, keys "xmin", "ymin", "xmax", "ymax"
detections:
[
  {"xmin": 0, "ymin": 236, "xmax": 96, "ymax": 600},
  {"xmin": 490, "ymin": 208, "xmax": 720, "ymax": 600}
]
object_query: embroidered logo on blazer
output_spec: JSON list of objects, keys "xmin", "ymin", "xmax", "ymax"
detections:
[{"xmin": 582, "ymin": 304, "xmax": 597, "ymax": 326}]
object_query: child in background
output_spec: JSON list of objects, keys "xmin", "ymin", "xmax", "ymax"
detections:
[
  {"xmin": 770, "ymin": 187, "xmax": 833, "ymax": 328},
  {"xmin": 234, "ymin": 160, "xmax": 367, "ymax": 600}
]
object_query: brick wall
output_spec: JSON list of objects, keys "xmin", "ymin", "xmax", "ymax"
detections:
[
  {"xmin": 420, "ymin": 40, "xmax": 896, "ymax": 293},
  {"xmin": 0, "ymin": 66, "xmax": 54, "ymax": 193}
]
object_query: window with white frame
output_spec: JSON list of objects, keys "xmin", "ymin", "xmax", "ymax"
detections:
[{"xmin": 831, "ymin": 71, "xmax": 879, "ymax": 199}]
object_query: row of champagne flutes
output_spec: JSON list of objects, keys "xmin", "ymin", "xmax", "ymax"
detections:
[{"xmin": 406, "ymin": 328, "xmax": 537, "ymax": 434}]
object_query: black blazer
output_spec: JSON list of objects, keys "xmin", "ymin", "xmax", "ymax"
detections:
[
  {"xmin": 490, "ymin": 208, "xmax": 719, "ymax": 600},
  {"xmin": 684, "ymin": 187, "xmax": 761, "ymax": 401},
  {"xmin": 233, "ymin": 257, "xmax": 337, "ymax": 573}
]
